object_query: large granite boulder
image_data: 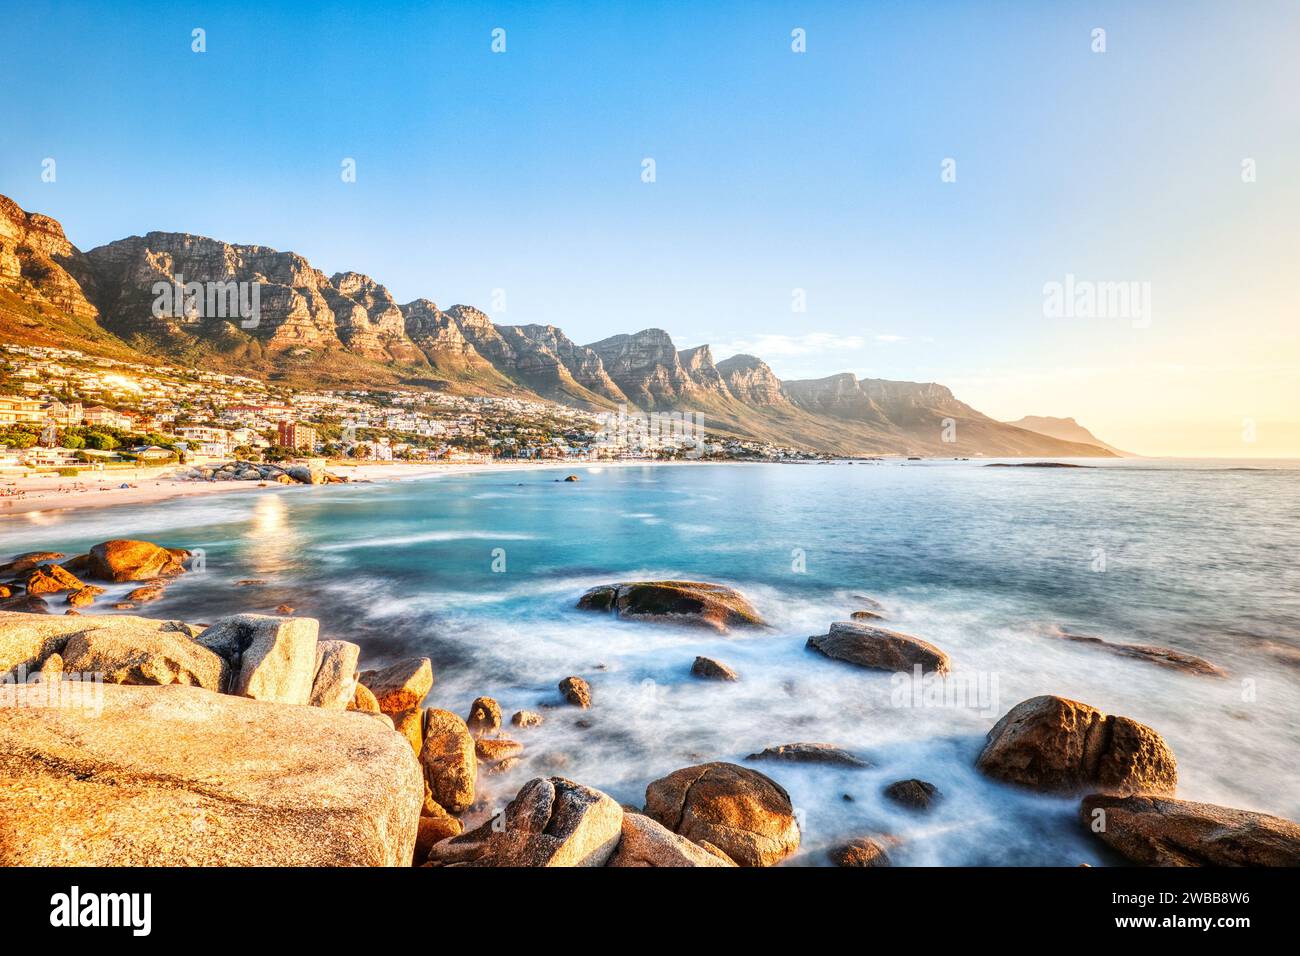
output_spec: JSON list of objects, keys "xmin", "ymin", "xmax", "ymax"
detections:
[
  {"xmin": 807, "ymin": 622, "xmax": 950, "ymax": 675},
  {"xmin": 419, "ymin": 708, "xmax": 477, "ymax": 813},
  {"xmin": 309, "ymin": 639, "xmax": 361, "ymax": 709},
  {"xmin": 577, "ymin": 581, "xmax": 766, "ymax": 632},
  {"xmin": 1080, "ymin": 794, "xmax": 1300, "ymax": 866},
  {"xmin": 0, "ymin": 683, "xmax": 422, "ymax": 865},
  {"xmin": 195, "ymin": 614, "xmax": 319, "ymax": 704},
  {"xmin": 60, "ymin": 621, "xmax": 227, "ymax": 691},
  {"xmin": 358, "ymin": 657, "xmax": 433, "ymax": 714},
  {"xmin": 976, "ymin": 696, "xmax": 1177, "ymax": 796},
  {"xmin": 1, "ymin": 612, "xmax": 202, "ymax": 680},
  {"xmin": 86, "ymin": 540, "xmax": 188, "ymax": 582},
  {"xmin": 607, "ymin": 813, "xmax": 736, "ymax": 867},
  {"xmin": 643, "ymin": 762, "xmax": 801, "ymax": 866},
  {"xmin": 428, "ymin": 776, "xmax": 623, "ymax": 867}
]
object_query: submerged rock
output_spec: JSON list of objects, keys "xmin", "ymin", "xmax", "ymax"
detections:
[
  {"xmin": 511, "ymin": 709, "xmax": 544, "ymax": 728},
  {"xmin": 746, "ymin": 743, "xmax": 870, "ymax": 768},
  {"xmin": 643, "ymin": 762, "xmax": 800, "ymax": 867},
  {"xmin": 0, "ymin": 683, "xmax": 422, "ymax": 865},
  {"xmin": 807, "ymin": 621, "xmax": 950, "ymax": 675},
  {"xmin": 1080, "ymin": 794, "xmax": 1300, "ymax": 866},
  {"xmin": 691, "ymin": 656, "xmax": 739, "ymax": 681},
  {"xmin": 830, "ymin": 836, "xmax": 892, "ymax": 867},
  {"xmin": 558, "ymin": 675, "xmax": 592, "ymax": 708},
  {"xmin": 428, "ymin": 776, "xmax": 623, "ymax": 867},
  {"xmin": 883, "ymin": 778, "xmax": 942, "ymax": 810},
  {"xmin": 850, "ymin": 609, "xmax": 885, "ymax": 621},
  {"xmin": 577, "ymin": 581, "xmax": 766, "ymax": 633},
  {"xmin": 976, "ymin": 695, "xmax": 1177, "ymax": 796},
  {"xmin": 1043, "ymin": 625, "xmax": 1226, "ymax": 677}
]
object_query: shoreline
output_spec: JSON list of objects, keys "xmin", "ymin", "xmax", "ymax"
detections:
[
  {"xmin": 4, "ymin": 454, "xmax": 1296, "ymax": 520},
  {"xmin": 0, "ymin": 458, "xmax": 726, "ymax": 518}
]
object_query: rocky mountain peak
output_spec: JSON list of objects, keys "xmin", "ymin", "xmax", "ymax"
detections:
[
  {"xmin": 716, "ymin": 353, "xmax": 786, "ymax": 406},
  {"xmin": 0, "ymin": 195, "xmax": 99, "ymax": 320},
  {"xmin": 677, "ymin": 344, "xmax": 731, "ymax": 396},
  {"xmin": 586, "ymin": 329, "xmax": 697, "ymax": 409},
  {"xmin": 511, "ymin": 325, "xmax": 628, "ymax": 404}
]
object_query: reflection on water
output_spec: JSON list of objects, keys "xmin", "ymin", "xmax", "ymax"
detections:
[
  {"xmin": 2, "ymin": 460, "xmax": 1298, "ymax": 865},
  {"xmin": 239, "ymin": 493, "xmax": 300, "ymax": 576}
]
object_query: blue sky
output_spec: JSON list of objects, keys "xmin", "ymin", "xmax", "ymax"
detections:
[{"xmin": 2, "ymin": 1, "xmax": 1298, "ymax": 454}]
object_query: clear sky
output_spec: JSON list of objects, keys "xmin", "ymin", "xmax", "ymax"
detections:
[{"xmin": 2, "ymin": 1, "xmax": 1297, "ymax": 455}]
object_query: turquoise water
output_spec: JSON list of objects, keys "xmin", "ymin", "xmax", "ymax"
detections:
[{"xmin": 4, "ymin": 459, "xmax": 1299, "ymax": 865}]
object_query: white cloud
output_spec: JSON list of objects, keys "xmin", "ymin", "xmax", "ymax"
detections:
[{"xmin": 874, "ymin": 334, "xmax": 905, "ymax": 343}]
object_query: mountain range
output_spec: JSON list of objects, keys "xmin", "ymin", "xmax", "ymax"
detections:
[{"xmin": 0, "ymin": 193, "xmax": 1121, "ymax": 457}]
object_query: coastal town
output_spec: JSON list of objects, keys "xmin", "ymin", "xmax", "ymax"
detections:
[{"xmin": 0, "ymin": 343, "xmax": 817, "ymax": 484}]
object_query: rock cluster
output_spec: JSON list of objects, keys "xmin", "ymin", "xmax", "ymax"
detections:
[
  {"xmin": 4, "ymin": 562, "xmax": 1296, "ymax": 870},
  {"xmin": 179, "ymin": 460, "xmax": 348, "ymax": 485},
  {"xmin": 0, "ymin": 541, "xmax": 190, "ymax": 613},
  {"xmin": 0, "ymin": 613, "xmax": 417, "ymax": 865}
]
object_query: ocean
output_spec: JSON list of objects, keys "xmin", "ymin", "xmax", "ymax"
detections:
[{"xmin": 4, "ymin": 458, "xmax": 1298, "ymax": 865}]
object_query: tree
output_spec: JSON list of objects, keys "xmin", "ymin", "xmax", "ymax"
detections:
[
  {"xmin": 60, "ymin": 433, "xmax": 86, "ymax": 449},
  {"xmin": 0, "ymin": 430, "xmax": 37, "ymax": 449},
  {"xmin": 83, "ymin": 432, "xmax": 119, "ymax": 451}
]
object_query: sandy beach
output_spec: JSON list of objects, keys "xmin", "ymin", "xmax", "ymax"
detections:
[{"xmin": 0, "ymin": 458, "xmax": 720, "ymax": 518}]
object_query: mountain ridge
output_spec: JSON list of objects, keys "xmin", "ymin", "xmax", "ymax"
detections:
[
  {"xmin": 1005, "ymin": 416, "xmax": 1135, "ymax": 457},
  {"xmin": 0, "ymin": 193, "xmax": 1119, "ymax": 457}
]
